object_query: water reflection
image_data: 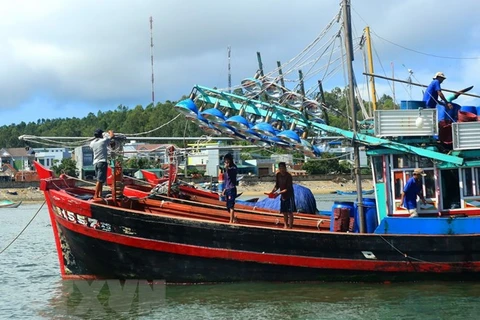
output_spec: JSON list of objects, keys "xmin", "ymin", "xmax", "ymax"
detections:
[{"xmin": 44, "ymin": 280, "xmax": 480, "ymax": 320}]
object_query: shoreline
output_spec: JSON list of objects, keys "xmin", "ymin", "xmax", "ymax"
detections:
[
  {"xmin": 238, "ymin": 179, "xmax": 374, "ymax": 196},
  {"xmin": 1, "ymin": 179, "xmax": 374, "ymax": 202}
]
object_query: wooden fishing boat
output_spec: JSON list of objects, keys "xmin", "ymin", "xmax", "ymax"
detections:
[
  {"xmin": 33, "ymin": 0, "xmax": 480, "ymax": 283},
  {"xmin": 34, "ymin": 160, "xmax": 480, "ymax": 282}
]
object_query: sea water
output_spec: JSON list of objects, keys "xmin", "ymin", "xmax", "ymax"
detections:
[{"xmin": 2, "ymin": 202, "xmax": 480, "ymax": 319}]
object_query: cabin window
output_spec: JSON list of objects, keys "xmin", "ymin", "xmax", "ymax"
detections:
[
  {"xmin": 476, "ymin": 168, "xmax": 480, "ymax": 195},
  {"xmin": 424, "ymin": 172, "xmax": 435, "ymax": 198},
  {"xmin": 441, "ymin": 169, "xmax": 460, "ymax": 209},
  {"xmin": 418, "ymin": 157, "xmax": 434, "ymax": 168},
  {"xmin": 393, "ymin": 154, "xmax": 416, "ymax": 169},
  {"xmin": 391, "ymin": 155, "xmax": 435, "ymax": 200},
  {"xmin": 372, "ymin": 156, "xmax": 384, "ymax": 183},
  {"xmin": 463, "ymin": 168, "xmax": 474, "ymax": 197},
  {"xmin": 393, "ymin": 170, "xmax": 405, "ymax": 199}
]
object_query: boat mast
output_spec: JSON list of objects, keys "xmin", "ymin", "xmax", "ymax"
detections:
[
  {"xmin": 364, "ymin": 26, "xmax": 377, "ymax": 112},
  {"xmin": 342, "ymin": 0, "xmax": 365, "ymax": 233}
]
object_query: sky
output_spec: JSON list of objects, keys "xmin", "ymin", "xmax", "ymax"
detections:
[{"xmin": 2, "ymin": 0, "xmax": 480, "ymax": 127}]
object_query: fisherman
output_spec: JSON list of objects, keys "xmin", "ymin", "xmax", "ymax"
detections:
[
  {"xmin": 90, "ymin": 128, "xmax": 114, "ymax": 199},
  {"xmin": 423, "ymin": 72, "xmax": 452, "ymax": 110},
  {"xmin": 399, "ymin": 168, "xmax": 427, "ymax": 218},
  {"xmin": 222, "ymin": 153, "xmax": 238, "ymax": 223},
  {"xmin": 271, "ymin": 162, "xmax": 295, "ymax": 228}
]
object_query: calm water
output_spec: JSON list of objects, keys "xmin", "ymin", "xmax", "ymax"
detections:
[{"xmin": 2, "ymin": 200, "xmax": 480, "ymax": 319}]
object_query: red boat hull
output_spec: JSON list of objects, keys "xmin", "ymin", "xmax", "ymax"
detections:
[{"xmin": 35, "ymin": 162, "xmax": 480, "ymax": 283}]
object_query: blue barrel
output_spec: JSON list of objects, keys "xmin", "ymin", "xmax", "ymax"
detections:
[
  {"xmin": 460, "ymin": 106, "xmax": 477, "ymax": 115},
  {"xmin": 400, "ymin": 100, "xmax": 425, "ymax": 110},
  {"xmin": 354, "ymin": 198, "xmax": 378, "ymax": 233},
  {"xmin": 437, "ymin": 103, "xmax": 460, "ymax": 122},
  {"xmin": 330, "ymin": 201, "xmax": 354, "ymax": 232}
]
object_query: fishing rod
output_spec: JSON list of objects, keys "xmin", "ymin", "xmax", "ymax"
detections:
[{"xmin": 363, "ymin": 72, "xmax": 480, "ymax": 99}]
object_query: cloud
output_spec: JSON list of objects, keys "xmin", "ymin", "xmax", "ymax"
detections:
[{"xmin": 1, "ymin": 0, "xmax": 480, "ymax": 125}]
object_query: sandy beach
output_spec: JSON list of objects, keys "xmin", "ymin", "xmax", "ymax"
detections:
[
  {"xmin": 0, "ymin": 178, "xmax": 374, "ymax": 203},
  {"xmin": 238, "ymin": 179, "xmax": 374, "ymax": 196},
  {"xmin": 0, "ymin": 187, "xmax": 46, "ymax": 203}
]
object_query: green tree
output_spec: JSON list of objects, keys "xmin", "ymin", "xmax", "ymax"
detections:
[
  {"xmin": 52, "ymin": 158, "xmax": 78, "ymax": 177},
  {"xmin": 302, "ymin": 153, "xmax": 340, "ymax": 174}
]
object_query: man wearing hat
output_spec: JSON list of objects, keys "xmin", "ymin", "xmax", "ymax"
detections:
[
  {"xmin": 90, "ymin": 129, "xmax": 114, "ymax": 199},
  {"xmin": 399, "ymin": 168, "xmax": 427, "ymax": 217},
  {"xmin": 423, "ymin": 72, "xmax": 452, "ymax": 110}
]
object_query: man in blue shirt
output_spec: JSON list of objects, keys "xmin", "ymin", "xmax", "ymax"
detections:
[
  {"xmin": 423, "ymin": 72, "xmax": 452, "ymax": 110},
  {"xmin": 400, "ymin": 168, "xmax": 427, "ymax": 217},
  {"xmin": 222, "ymin": 153, "xmax": 238, "ymax": 223}
]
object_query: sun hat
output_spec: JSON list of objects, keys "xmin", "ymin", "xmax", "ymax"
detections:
[
  {"xmin": 413, "ymin": 168, "xmax": 426, "ymax": 176},
  {"xmin": 433, "ymin": 72, "xmax": 446, "ymax": 79}
]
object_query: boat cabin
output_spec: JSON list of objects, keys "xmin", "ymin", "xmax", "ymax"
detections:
[{"xmin": 368, "ymin": 104, "xmax": 480, "ymax": 220}]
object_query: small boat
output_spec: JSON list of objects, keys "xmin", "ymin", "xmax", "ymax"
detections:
[
  {"xmin": 0, "ymin": 200, "xmax": 22, "ymax": 208},
  {"xmin": 336, "ymin": 189, "xmax": 374, "ymax": 196}
]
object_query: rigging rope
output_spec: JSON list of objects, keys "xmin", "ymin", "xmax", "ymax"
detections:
[
  {"xmin": 19, "ymin": 114, "xmax": 182, "ymax": 148},
  {"xmin": 0, "ymin": 201, "xmax": 46, "ymax": 255}
]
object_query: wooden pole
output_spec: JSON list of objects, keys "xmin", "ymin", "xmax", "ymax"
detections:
[
  {"xmin": 317, "ymin": 80, "xmax": 330, "ymax": 125},
  {"xmin": 343, "ymin": 0, "xmax": 365, "ymax": 233},
  {"xmin": 364, "ymin": 27, "xmax": 377, "ymax": 111}
]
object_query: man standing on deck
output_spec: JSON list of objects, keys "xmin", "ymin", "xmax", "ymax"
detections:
[
  {"xmin": 423, "ymin": 72, "xmax": 452, "ymax": 110},
  {"xmin": 271, "ymin": 162, "xmax": 296, "ymax": 228},
  {"xmin": 222, "ymin": 153, "xmax": 238, "ymax": 223},
  {"xmin": 90, "ymin": 129, "xmax": 114, "ymax": 199},
  {"xmin": 400, "ymin": 168, "xmax": 427, "ymax": 218}
]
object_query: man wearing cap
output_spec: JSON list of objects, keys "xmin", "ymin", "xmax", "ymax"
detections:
[
  {"xmin": 399, "ymin": 168, "xmax": 427, "ymax": 217},
  {"xmin": 423, "ymin": 72, "xmax": 452, "ymax": 110},
  {"xmin": 90, "ymin": 129, "xmax": 114, "ymax": 199}
]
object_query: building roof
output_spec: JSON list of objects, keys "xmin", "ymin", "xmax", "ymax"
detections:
[
  {"xmin": 134, "ymin": 144, "xmax": 170, "ymax": 152},
  {"xmin": 3, "ymin": 148, "xmax": 34, "ymax": 157}
]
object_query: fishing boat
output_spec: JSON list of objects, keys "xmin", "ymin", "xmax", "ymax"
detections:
[
  {"xmin": 33, "ymin": 0, "xmax": 480, "ymax": 282},
  {"xmin": 336, "ymin": 189, "xmax": 374, "ymax": 196},
  {"xmin": 0, "ymin": 200, "xmax": 22, "ymax": 208},
  {"xmin": 33, "ymin": 156, "xmax": 480, "ymax": 282}
]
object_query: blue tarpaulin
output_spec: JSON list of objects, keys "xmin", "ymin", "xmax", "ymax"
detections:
[{"xmin": 237, "ymin": 184, "xmax": 318, "ymax": 214}]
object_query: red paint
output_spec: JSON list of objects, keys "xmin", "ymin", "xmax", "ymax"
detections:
[
  {"xmin": 50, "ymin": 189, "xmax": 93, "ymax": 218},
  {"xmin": 34, "ymin": 161, "xmax": 54, "ymax": 179},
  {"xmin": 44, "ymin": 193, "xmax": 67, "ymax": 276},
  {"xmin": 55, "ymin": 215, "xmax": 477, "ymax": 274},
  {"xmin": 62, "ymin": 274, "xmax": 105, "ymax": 280}
]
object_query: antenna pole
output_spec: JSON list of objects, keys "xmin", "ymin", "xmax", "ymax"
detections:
[
  {"xmin": 227, "ymin": 46, "xmax": 232, "ymax": 93},
  {"xmin": 150, "ymin": 16, "xmax": 155, "ymax": 106},
  {"xmin": 391, "ymin": 62, "xmax": 396, "ymax": 106}
]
